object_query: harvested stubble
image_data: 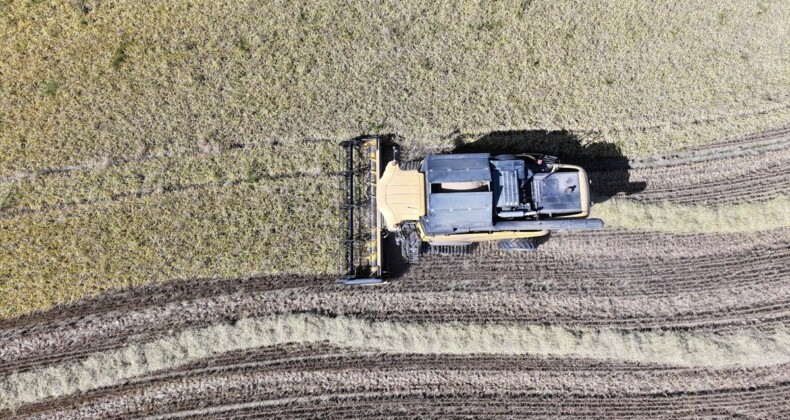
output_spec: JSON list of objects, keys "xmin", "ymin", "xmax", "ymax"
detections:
[
  {"xmin": 3, "ymin": 228, "xmax": 789, "ymax": 379},
  {"xmin": 401, "ymin": 228, "xmax": 790, "ymax": 297},
  {"xmin": 591, "ymin": 127, "xmax": 790, "ymax": 204},
  {"xmin": 11, "ymin": 344, "xmax": 790, "ymax": 418},
  {"xmin": 12, "ymin": 356, "xmax": 790, "ymax": 419},
  {"xmin": 2, "ymin": 314, "xmax": 790, "ymax": 412},
  {"xmin": 2, "ymin": 0, "xmax": 790, "ymax": 178}
]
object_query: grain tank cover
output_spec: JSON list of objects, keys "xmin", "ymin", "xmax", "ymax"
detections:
[
  {"xmin": 422, "ymin": 154, "xmax": 492, "ymax": 184},
  {"xmin": 491, "ymin": 159, "xmax": 527, "ymax": 209},
  {"xmin": 423, "ymin": 191, "xmax": 494, "ymax": 235},
  {"xmin": 420, "ymin": 153, "xmax": 495, "ymax": 235}
]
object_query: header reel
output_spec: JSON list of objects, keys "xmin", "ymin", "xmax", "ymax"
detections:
[{"xmin": 338, "ymin": 136, "xmax": 388, "ymax": 286}]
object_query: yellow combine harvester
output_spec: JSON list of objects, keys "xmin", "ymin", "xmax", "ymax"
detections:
[{"xmin": 339, "ymin": 136, "xmax": 603, "ymax": 285}]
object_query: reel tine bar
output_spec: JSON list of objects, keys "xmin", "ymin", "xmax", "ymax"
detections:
[{"xmin": 338, "ymin": 137, "xmax": 383, "ymax": 282}]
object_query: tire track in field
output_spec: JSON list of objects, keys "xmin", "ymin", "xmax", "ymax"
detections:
[
  {"xmin": 402, "ymin": 229, "xmax": 790, "ymax": 296},
  {"xmin": 0, "ymin": 275, "xmax": 322, "ymax": 375},
  {"xmin": 9, "ymin": 345, "xmax": 683, "ymax": 416},
  {"xmin": 171, "ymin": 386, "xmax": 788, "ymax": 419},
  {"xmin": 587, "ymin": 124, "xmax": 790, "ymax": 204},
  {"xmin": 8, "ymin": 343, "xmax": 790, "ymax": 419},
  {"xmin": 2, "ymin": 228, "xmax": 788, "ymax": 374},
  {"xmin": 592, "ymin": 146, "xmax": 790, "ymax": 205},
  {"xmin": 628, "ymin": 124, "xmax": 790, "ymax": 168},
  {"xmin": 0, "ymin": 138, "xmax": 333, "ymax": 185},
  {"xmin": 2, "ymin": 313, "xmax": 789, "ymax": 411},
  {"xmin": 4, "ymin": 287, "xmax": 789, "ymax": 376},
  {"xmin": 3, "ymin": 268, "xmax": 790, "ymax": 374}
]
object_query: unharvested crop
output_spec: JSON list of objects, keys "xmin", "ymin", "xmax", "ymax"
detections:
[
  {"xmin": 2, "ymin": 0, "xmax": 789, "ymax": 178},
  {"xmin": 0, "ymin": 140, "xmax": 341, "ymax": 215},
  {"xmin": 1, "ymin": 0, "xmax": 789, "ymax": 316},
  {"xmin": 0, "ymin": 178, "xmax": 343, "ymax": 318}
]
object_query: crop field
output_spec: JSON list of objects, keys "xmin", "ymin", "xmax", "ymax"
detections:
[{"xmin": 1, "ymin": 0, "xmax": 790, "ymax": 418}]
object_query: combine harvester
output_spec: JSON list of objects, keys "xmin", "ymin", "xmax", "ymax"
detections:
[{"xmin": 339, "ymin": 136, "xmax": 604, "ymax": 285}]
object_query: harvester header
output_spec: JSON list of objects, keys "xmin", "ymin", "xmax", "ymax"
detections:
[{"xmin": 339, "ymin": 137, "xmax": 385, "ymax": 285}]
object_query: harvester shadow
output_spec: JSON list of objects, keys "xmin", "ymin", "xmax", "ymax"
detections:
[{"xmin": 451, "ymin": 130, "xmax": 647, "ymax": 203}]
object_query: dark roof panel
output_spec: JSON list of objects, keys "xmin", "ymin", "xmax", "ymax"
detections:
[
  {"xmin": 423, "ymin": 154, "xmax": 492, "ymax": 184},
  {"xmin": 422, "ymin": 191, "xmax": 493, "ymax": 234},
  {"xmin": 491, "ymin": 159, "xmax": 527, "ymax": 209}
]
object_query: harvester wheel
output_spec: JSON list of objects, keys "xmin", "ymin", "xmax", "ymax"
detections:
[
  {"xmin": 498, "ymin": 238, "xmax": 537, "ymax": 251},
  {"xmin": 395, "ymin": 224, "xmax": 422, "ymax": 264},
  {"xmin": 399, "ymin": 160, "xmax": 422, "ymax": 171},
  {"xmin": 494, "ymin": 154, "xmax": 516, "ymax": 161},
  {"xmin": 428, "ymin": 244, "xmax": 471, "ymax": 257}
]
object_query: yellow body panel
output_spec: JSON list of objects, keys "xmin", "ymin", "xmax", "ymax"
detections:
[
  {"xmin": 418, "ymin": 226, "xmax": 549, "ymax": 243},
  {"xmin": 376, "ymin": 161, "xmax": 426, "ymax": 231},
  {"xmin": 365, "ymin": 139, "xmax": 383, "ymax": 275}
]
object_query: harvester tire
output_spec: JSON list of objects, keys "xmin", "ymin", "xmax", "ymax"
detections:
[
  {"xmin": 498, "ymin": 238, "xmax": 537, "ymax": 251},
  {"xmin": 396, "ymin": 223, "xmax": 422, "ymax": 264},
  {"xmin": 428, "ymin": 244, "xmax": 471, "ymax": 257},
  {"xmin": 494, "ymin": 154, "xmax": 516, "ymax": 161},
  {"xmin": 400, "ymin": 160, "xmax": 422, "ymax": 171}
]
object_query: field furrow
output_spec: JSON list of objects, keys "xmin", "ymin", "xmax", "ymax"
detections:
[
  {"xmin": 8, "ymin": 343, "xmax": 790, "ymax": 419},
  {"xmin": 3, "ymin": 225, "xmax": 789, "ymax": 376},
  {"xmin": 593, "ymin": 147, "xmax": 790, "ymax": 205}
]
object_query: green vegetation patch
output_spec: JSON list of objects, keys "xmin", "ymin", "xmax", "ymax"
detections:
[{"xmin": 110, "ymin": 41, "xmax": 130, "ymax": 69}]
